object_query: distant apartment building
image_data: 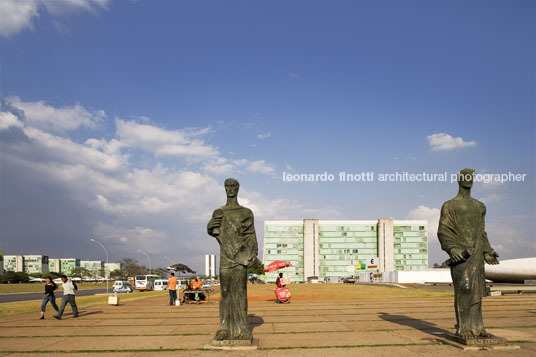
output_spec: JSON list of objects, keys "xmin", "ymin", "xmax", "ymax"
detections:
[
  {"xmin": 3, "ymin": 255, "xmax": 49, "ymax": 274},
  {"xmin": 23, "ymin": 255, "xmax": 49, "ymax": 274},
  {"xmin": 205, "ymin": 254, "xmax": 216, "ymax": 278},
  {"xmin": 81, "ymin": 260, "xmax": 104, "ymax": 273},
  {"xmin": 49, "ymin": 259, "xmax": 61, "ymax": 273},
  {"xmin": 104, "ymin": 262, "xmax": 122, "ymax": 277},
  {"xmin": 4, "ymin": 255, "xmax": 24, "ymax": 272},
  {"xmin": 60, "ymin": 259, "xmax": 80, "ymax": 276},
  {"xmin": 264, "ymin": 219, "xmax": 428, "ymax": 282}
]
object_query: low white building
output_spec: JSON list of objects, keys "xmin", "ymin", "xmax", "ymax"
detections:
[
  {"xmin": 357, "ymin": 269, "xmax": 452, "ymax": 284},
  {"xmin": 105, "ymin": 262, "xmax": 122, "ymax": 278}
]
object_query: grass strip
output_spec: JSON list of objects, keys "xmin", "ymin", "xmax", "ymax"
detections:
[
  {"xmin": 0, "ymin": 283, "xmax": 113, "ymax": 294},
  {"xmin": 0, "ymin": 290, "xmax": 167, "ymax": 316}
]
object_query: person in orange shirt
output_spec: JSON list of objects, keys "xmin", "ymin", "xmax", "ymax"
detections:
[
  {"xmin": 190, "ymin": 277, "xmax": 203, "ymax": 290},
  {"xmin": 190, "ymin": 277, "xmax": 205, "ymax": 301},
  {"xmin": 168, "ymin": 273, "xmax": 178, "ymax": 306}
]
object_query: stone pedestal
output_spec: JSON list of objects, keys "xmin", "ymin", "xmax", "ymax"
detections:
[
  {"xmin": 438, "ymin": 333, "xmax": 519, "ymax": 351},
  {"xmin": 204, "ymin": 338, "xmax": 259, "ymax": 350}
]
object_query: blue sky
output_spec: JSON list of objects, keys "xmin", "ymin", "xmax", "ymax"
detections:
[{"xmin": 1, "ymin": 0, "xmax": 534, "ymax": 272}]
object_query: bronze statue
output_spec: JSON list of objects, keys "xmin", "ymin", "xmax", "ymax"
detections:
[
  {"xmin": 438, "ymin": 168, "xmax": 499, "ymax": 339},
  {"xmin": 207, "ymin": 178, "xmax": 258, "ymax": 342}
]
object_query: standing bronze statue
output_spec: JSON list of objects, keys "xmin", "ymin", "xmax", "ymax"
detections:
[
  {"xmin": 438, "ymin": 168, "xmax": 500, "ymax": 340},
  {"xmin": 207, "ymin": 178, "xmax": 258, "ymax": 343}
]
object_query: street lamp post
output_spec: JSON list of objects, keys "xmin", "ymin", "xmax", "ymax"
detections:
[
  {"xmin": 138, "ymin": 249, "xmax": 152, "ymax": 273},
  {"xmin": 164, "ymin": 256, "xmax": 175, "ymax": 277},
  {"xmin": 164, "ymin": 256, "xmax": 174, "ymax": 267},
  {"xmin": 90, "ymin": 238, "xmax": 109, "ymax": 294}
]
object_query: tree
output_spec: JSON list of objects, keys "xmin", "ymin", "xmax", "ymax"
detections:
[
  {"xmin": 152, "ymin": 267, "xmax": 167, "ymax": 277},
  {"xmin": 109, "ymin": 269, "xmax": 124, "ymax": 280},
  {"xmin": 42, "ymin": 272, "xmax": 61, "ymax": 280},
  {"xmin": 247, "ymin": 257, "xmax": 264, "ymax": 275},
  {"xmin": 71, "ymin": 267, "xmax": 91, "ymax": 281},
  {"xmin": 121, "ymin": 258, "xmax": 147, "ymax": 278},
  {"xmin": 1, "ymin": 271, "xmax": 29, "ymax": 283},
  {"xmin": 88, "ymin": 268, "xmax": 106, "ymax": 282}
]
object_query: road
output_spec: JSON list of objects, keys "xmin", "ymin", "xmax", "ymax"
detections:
[{"xmin": 0, "ymin": 288, "xmax": 110, "ymax": 303}]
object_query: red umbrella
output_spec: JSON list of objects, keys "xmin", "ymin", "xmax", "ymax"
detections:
[{"xmin": 264, "ymin": 261, "xmax": 292, "ymax": 272}]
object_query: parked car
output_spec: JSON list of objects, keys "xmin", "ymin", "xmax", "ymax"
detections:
[
  {"xmin": 343, "ymin": 276, "xmax": 356, "ymax": 284},
  {"xmin": 113, "ymin": 280, "xmax": 133, "ymax": 293}
]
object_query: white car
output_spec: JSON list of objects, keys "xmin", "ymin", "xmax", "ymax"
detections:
[{"xmin": 113, "ymin": 281, "xmax": 133, "ymax": 293}]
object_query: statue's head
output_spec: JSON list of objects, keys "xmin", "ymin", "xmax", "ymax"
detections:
[
  {"xmin": 457, "ymin": 168, "xmax": 475, "ymax": 188},
  {"xmin": 224, "ymin": 178, "xmax": 240, "ymax": 198}
]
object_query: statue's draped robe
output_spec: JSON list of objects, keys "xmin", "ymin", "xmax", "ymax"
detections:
[
  {"xmin": 207, "ymin": 205, "xmax": 258, "ymax": 340},
  {"xmin": 438, "ymin": 197, "xmax": 493, "ymax": 336}
]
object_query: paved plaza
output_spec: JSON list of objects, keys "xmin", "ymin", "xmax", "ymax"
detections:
[{"xmin": 0, "ymin": 291, "xmax": 535, "ymax": 356}]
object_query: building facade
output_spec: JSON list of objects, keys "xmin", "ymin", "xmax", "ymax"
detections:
[
  {"xmin": 81, "ymin": 260, "xmax": 105, "ymax": 276},
  {"xmin": 4, "ymin": 255, "xmax": 24, "ymax": 272},
  {"xmin": 105, "ymin": 262, "xmax": 122, "ymax": 277},
  {"xmin": 23, "ymin": 255, "xmax": 49, "ymax": 274},
  {"xmin": 264, "ymin": 219, "xmax": 428, "ymax": 282},
  {"xmin": 60, "ymin": 259, "xmax": 80, "ymax": 276},
  {"xmin": 205, "ymin": 254, "xmax": 216, "ymax": 278},
  {"xmin": 4, "ymin": 255, "xmax": 49, "ymax": 274},
  {"xmin": 49, "ymin": 259, "xmax": 61, "ymax": 273}
]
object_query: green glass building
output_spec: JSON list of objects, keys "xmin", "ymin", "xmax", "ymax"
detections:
[
  {"xmin": 60, "ymin": 258, "xmax": 80, "ymax": 276},
  {"xmin": 264, "ymin": 219, "xmax": 428, "ymax": 282}
]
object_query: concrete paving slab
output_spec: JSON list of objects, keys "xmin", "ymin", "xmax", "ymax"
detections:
[{"xmin": 1, "ymin": 290, "xmax": 534, "ymax": 356}]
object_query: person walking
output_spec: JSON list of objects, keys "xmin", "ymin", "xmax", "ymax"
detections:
[
  {"xmin": 168, "ymin": 272, "xmax": 178, "ymax": 306},
  {"xmin": 54, "ymin": 275, "xmax": 78, "ymax": 319},
  {"xmin": 39, "ymin": 277, "xmax": 59, "ymax": 319}
]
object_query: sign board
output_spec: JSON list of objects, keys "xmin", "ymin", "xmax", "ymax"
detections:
[{"xmin": 366, "ymin": 257, "xmax": 380, "ymax": 270}]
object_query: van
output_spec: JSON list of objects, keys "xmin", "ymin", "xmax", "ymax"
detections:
[
  {"xmin": 135, "ymin": 274, "xmax": 159, "ymax": 291},
  {"xmin": 154, "ymin": 279, "xmax": 168, "ymax": 291}
]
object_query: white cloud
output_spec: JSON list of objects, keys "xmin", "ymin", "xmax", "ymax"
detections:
[
  {"xmin": 289, "ymin": 72, "xmax": 299, "ymax": 78},
  {"xmin": 1, "ymin": 98, "xmax": 289, "ymax": 271},
  {"xmin": 407, "ymin": 205, "xmax": 442, "ymax": 265},
  {"xmin": 93, "ymin": 223, "xmax": 169, "ymax": 255},
  {"xmin": 202, "ymin": 158, "xmax": 235, "ymax": 175},
  {"xmin": 20, "ymin": 126, "xmax": 126, "ymax": 172},
  {"xmin": 407, "ymin": 205, "xmax": 440, "ymax": 236},
  {"xmin": 41, "ymin": 0, "xmax": 108, "ymax": 16},
  {"xmin": 0, "ymin": 0, "xmax": 109, "ymax": 38},
  {"xmin": 427, "ymin": 133, "xmax": 476, "ymax": 151},
  {"xmin": 485, "ymin": 215, "xmax": 535, "ymax": 258},
  {"xmin": 247, "ymin": 160, "xmax": 275, "ymax": 174},
  {"xmin": 116, "ymin": 119, "xmax": 218, "ymax": 159},
  {"xmin": 0, "ymin": 111, "xmax": 24, "ymax": 130},
  {"xmin": 8, "ymin": 97, "xmax": 104, "ymax": 132},
  {"xmin": 478, "ymin": 194, "xmax": 505, "ymax": 204},
  {"xmin": 0, "ymin": 0, "xmax": 40, "ymax": 38},
  {"xmin": 257, "ymin": 132, "xmax": 271, "ymax": 140}
]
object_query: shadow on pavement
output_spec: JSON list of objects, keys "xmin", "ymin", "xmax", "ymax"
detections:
[
  {"xmin": 248, "ymin": 314, "xmax": 264, "ymax": 335},
  {"xmin": 76, "ymin": 310, "xmax": 104, "ymax": 317},
  {"xmin": 379, "ymin": 312, "xmax": 451, "ymax": 337}
]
